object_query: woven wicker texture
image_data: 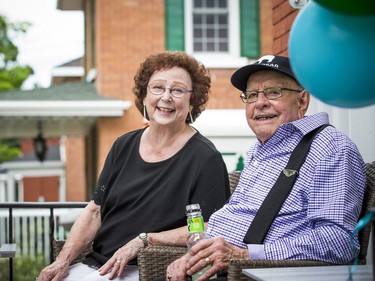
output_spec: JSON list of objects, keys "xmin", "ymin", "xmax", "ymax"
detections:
[
  {"xmin": 52, "ymin": 165, "xmax": 375, "ymax": 280},
  {"xmin": 229, "ymin": 171, "xmax": 241, "ymax": 194},
  {"xmin": 357, "ymin": 161, "xmax": 375, "ymax": 263},
  {"xmin": 137, "ymin": 163, "xmax": 375, "ymax": 280},
  {"xmin": 227, "ymin": 161, "xmax": 375, "ymax": 280},
  {"xmin": 227, "ymin": 259, "xmax": 330, "ymax": 281},
  {"xmin": 52, "ymin": 240, "xmax": 93, "ymax": 265},
  {"xmin": 137, "ymin": 171, "xmax": 241, "ymax": 280},
  {"xmin": 138, "ymin": 246, "xmax": 187, "ymax": 281},
  {"xmin": 52, "ymin": 172, "xmax": 241, "ymax": 274}
]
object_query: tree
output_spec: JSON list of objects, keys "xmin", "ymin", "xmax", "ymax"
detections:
[
  {"xmin": 0, "ymin": 140, "xmax": 21, "ymax": 163},
  {"xmin": 0, "ymin": 14, "xmax": 33, "ymax": 90},
  {"xmin": 0, "ymin": 14, "xmax": 34, "ymax": 162}
]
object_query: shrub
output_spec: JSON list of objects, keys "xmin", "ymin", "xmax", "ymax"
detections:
[{"xmin": 0, "ymin": 255, "xmax": 48, "ymax": 281}]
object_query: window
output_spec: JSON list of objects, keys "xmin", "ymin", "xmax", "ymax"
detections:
[
  {"xmin": 192, "ymin": 0, "xmax": 229, "ymax": 52},
  {"xmin": 165, "ymin": 0, "xmax": 259, "ymax": 68}
]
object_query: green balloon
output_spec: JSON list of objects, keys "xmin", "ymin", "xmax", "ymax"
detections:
[{"xmin": 313, "ymin": 0, "xmax": 375, "ymax": 16}]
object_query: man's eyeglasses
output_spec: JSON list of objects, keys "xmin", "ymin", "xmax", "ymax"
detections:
[
  {"xmin": 148, "ymin": 83, "xmax": 193, "ymax": 98},
  {"xmin": 240, "ymin": 87, "xmax": 302, "ymax": 104}
]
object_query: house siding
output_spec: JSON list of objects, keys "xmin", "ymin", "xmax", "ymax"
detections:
[{"xmin": 20, "ymin": 0, "xmax": 273, "ymax": 200}]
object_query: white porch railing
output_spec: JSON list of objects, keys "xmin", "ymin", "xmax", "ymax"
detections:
[{"xmin": 0, "ymin": 202, "xmax": 87, "ymax": 263}]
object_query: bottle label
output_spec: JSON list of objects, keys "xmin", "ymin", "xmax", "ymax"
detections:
[{"xmin": 187, "ymin": 216, "xmax": 205, "ymax": 233}]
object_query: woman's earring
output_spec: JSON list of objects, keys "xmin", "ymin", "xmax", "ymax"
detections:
[
  {"xmin": 143, "ymin": 104, "xmax": 149, "ymax": 126},
  {"xmin": 143, "ymin": 104, "xmax": 148, "ymax": 120}
]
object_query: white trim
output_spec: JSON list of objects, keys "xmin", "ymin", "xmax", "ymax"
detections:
[
  {"xmin": 86, "ymin": 68, "xmax": 97, "ymax": 83},
  {"xmin": 0, "ymin": 100, "xmax": 132, "ymax": 117},
  {"xmin": 1, "ymin": 161, "xmax": 65, "ymax": 176},
  {"xmin": 229, "ymin": 0, "xmax": 241, "ymax": 58},
  {"xmin": 307, "ymin": 96, "xmax": 375, "ymax": 163},
  {"xmin": 52, "ymin": 66, "xmax": 85, "ymax": 77},
  {"xmin": 185, "ymin": 0, "xmax": 248, "ymax": 68},
  {"xmin": 0, "ymin": 162, "xmax": 66, "ymax": 202},
  {"xmin": 193, "ymin": 109, "xmax": 253, "ymax": 137},
  {"xmin": 192, "ymin": 53, "xmax": 248, "ymax": 68},
  {"xmin": 192, "ymin": 109, "xmax": 256, "ymax": 172},
  {"xmin": 185, "ymin": 0, "xmax": 193, "ymax": 52},
  {"xmin": 0, "ymin": 142, "xmax": 67, "ymax": 202},
  {"xmin": 59, "ymin": 137, "xmax": 67, "ymax": 163}
]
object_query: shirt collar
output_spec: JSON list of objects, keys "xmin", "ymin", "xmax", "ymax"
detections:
[{"xmin": 284, "ymin": 112, "xmax": 330, "ymax": 136}]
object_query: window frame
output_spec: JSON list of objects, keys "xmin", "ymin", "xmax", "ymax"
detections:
[{"xmin": 184, "ymin": 0, "xmax": 248, "ymax": 68}]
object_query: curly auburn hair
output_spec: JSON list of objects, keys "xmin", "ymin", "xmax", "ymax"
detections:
[{"xmin": 133, "ymin": 51, "xmax": 211, "ymax": 123}]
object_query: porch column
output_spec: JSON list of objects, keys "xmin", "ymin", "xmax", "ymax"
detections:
[
  {"xmin": 0, "ymin": 174, "xmax": 7, "ymax": 202},
  {"xmin": 59, "ymin": 173, "xmax": 66, "ymax": 202},
  {"xmin": 6, "ymin": 176, "xmax": 15, "ymax": 202},
  {"xmin": 14, "ymin": 174, "xmax": 23, "ymax": 202}
]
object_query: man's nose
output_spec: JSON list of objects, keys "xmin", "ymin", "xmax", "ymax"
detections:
[{"xmin": 254, "ymin": 92, "xmax": 269, "ymax": 105}]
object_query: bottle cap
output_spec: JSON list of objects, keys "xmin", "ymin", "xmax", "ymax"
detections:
[{"xmin": 186, "ymin": 204, "xmax": 201, "ymax": 214}]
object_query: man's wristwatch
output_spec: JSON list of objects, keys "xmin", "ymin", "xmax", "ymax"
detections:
[{"xmin": 139, "ymin": 232, "xmax": 148, "ymax": 248}]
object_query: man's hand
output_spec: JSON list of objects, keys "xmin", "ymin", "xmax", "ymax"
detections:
[
  {"xmin": 165, "ymin": 254, "xmax": 191, "ymax": 281},
  {"xmin": 37, "ymin": 260, "xmax": 69, "ymax": 281},
  {"xmin": 186, "ymin": 237, "xmax": 248, "ymax": 281}
]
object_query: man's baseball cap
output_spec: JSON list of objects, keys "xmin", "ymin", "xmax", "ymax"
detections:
[{"xmin": 231, "ymin": 55, "xmax": 298, "ymax": 92}]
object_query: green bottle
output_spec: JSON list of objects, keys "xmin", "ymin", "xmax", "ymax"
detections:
[{"xmin": 186, "ymin": 204, "xmax": 216, "ymax": 280}]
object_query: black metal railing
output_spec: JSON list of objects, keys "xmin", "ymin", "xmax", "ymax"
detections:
[{"xmin": 0, "ymin": 202, "xmax": 88, "ymax": 281}]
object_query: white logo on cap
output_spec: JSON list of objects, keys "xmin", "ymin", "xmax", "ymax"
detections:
[{"xmin": 256, "ymin": 55, "xmax": 278, "ymax": 68}]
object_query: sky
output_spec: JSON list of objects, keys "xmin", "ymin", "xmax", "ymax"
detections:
[{"xmin": 0, "ymin": 0, "xmax": 84, "ymax": 89}]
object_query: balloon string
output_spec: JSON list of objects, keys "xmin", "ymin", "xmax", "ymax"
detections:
[{"xmin": 347, "ymin": 209, "xmax": 375, "ymax": 281}]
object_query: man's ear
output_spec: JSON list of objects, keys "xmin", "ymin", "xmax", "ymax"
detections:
[{"xmin": 299, "ymin": 90, "xmax": 310, "ymax": 115}]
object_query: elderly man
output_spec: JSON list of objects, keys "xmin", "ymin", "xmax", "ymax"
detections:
[{"xmin": 162, "ymin": 55, "xmax": 366, "ymax": 281}]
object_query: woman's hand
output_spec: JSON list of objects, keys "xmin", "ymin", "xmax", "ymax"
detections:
[
  {"xmin": 37, "ymin": 259, "xmax": 69, "ymax": 281},
  {"xmin": 37, "ymin": 201, "xmax": 101, "ymax": 281},
  {"xmin": 98, "ymin": 236, "xmax": 144, "ymax": 279}
]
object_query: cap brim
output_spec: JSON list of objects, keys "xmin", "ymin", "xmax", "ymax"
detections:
[{"xmin": 230, "ymin": 64, "xmax": 297, "ymax": 92}]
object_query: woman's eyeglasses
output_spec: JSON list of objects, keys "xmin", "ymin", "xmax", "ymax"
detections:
[{"xmin": 148, "ymin": 83, "xmax": 193, "ymax": 98}]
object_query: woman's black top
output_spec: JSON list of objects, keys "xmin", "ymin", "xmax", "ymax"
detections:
[{"xmin": 84, "ymin": 127, "xmax": 230, "ymax": 267}]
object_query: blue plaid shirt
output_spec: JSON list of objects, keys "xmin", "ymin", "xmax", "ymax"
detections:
[{"xmin": 206, "ymin": 112, "xmax": 366, "ymax": 264}]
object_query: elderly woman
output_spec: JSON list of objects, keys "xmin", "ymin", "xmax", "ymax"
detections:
[{"xmin": 37, "ymin": 51, "xmax": 230, "ymax": 281}]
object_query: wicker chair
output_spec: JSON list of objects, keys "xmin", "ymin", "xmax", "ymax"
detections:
[
  {"xmin": 52, "ymin": 172, "xmax": 242, "ymax": 267},
  {"xmin": 137, "ymin": 171, "xmax": 243, "ymax": 280},
  {"xmin": 138, "ymin": 162, "xmax": 375, "ymax": 281},
  {"xmin": 52, "ymin": 240, "xmax": 93, "ymax": 264}
]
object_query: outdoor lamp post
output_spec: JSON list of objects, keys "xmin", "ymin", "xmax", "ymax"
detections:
[
  {"xmin": 33, "ymin": 133, "xmax": 47, "ymax": 162},
  {"xmin": 33, "ymin": 122, "xmax": 48, "ymax": 162}
]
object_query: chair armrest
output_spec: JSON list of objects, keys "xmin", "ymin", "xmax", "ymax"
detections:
[
  {"xmin": 52, "ymin": 240, "xmax": 93, "ymax": 265},
  {"xmin": 137, "ymin": 245, "xmax": 333, "ymax": 281},
  {"xmin": 138, "ymin": 246, "xmax": 187, "ymax": 281},
  {"xmin": 227, "ymin": 259, "xmax": 332, "ymax": 281}
]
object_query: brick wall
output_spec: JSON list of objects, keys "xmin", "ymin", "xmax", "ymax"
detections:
[
  {"xmin": 65, "ymin": 136, "xmax": 86, "ymax": 201},
  {"xmin": 82, "ymin": 0, "xmax": 299, "ymax": 198},
  {"xmin": 272, "ymin": 0, "xmax": 298, "ymax": 56},
  {"xmin": 95, "ymin": 0, "xmax": 164, "ymax": 172},
  {"xmin": 19, "ymin": 0, "xmax": 293, "ymax": 202},
  {"xmin": 92, "ymin": 0, "xmax": 276, "ymax": 177}
]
